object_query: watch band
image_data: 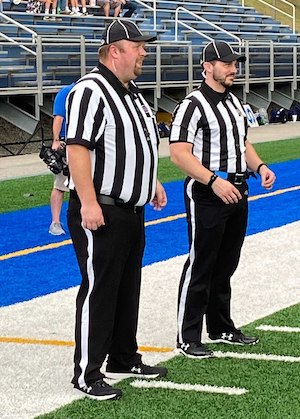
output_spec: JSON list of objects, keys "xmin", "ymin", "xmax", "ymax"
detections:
[
  {"xmin": 257, "ymin": 163, "xmax": 267, "ymax": 174},
  {"xmin": 207, "ymin": 173, "xmax": 218, "ymax": 188}
]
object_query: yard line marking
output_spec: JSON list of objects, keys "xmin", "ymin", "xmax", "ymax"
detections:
[
  {"xmin": 256, "ymin": 325, "xmax": 300, "ymax": 333},
  {"xmin": 2, "ymin": 336, "xmax": 299, "ymax": 363},
  {"xmin": 214, "ymin": 351, "xmax": 300, "ymax": 363},
  {"xmin": 0, "ymin": 336, "xmax": 75, "ymax": 347},
  {"xmin": 248, "ymin": 185, "xmax": 300, "ymax": 201},
  {"xmin": 1, "ymin": 184, "xmax": 299, "ymax": 261},
  {"xmin": 131, "ymin": 380, "xmax": 248, "ymax": 396},
  {"xmin": 0, "ymin": 336, "xmax": 173, "ymax": 353},
  {"xmin": 0, "ymin": 240, "xmax": 71, "ymax": 261}
]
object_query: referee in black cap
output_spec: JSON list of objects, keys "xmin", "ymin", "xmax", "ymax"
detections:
[
  {"xmin": 66, "ymin": 20, "xmax": 167, "ymax": 400},
  {"xmin": 169, "ymin": 41, "xmax": 276, "ymax": 359}
]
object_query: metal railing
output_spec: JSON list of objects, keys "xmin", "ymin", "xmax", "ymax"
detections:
[
  {"xmin": 0, "ymin": 11, "xmax": 38, "ymax": 43},
  {"xmin": 241, "ymin": 0, "xmax": 296, "ymax": 34},
  {"xmin": 1, "ymin": 36, "xmax": 299, "ymax": 92},
  {"xmin": 174, "ymin": 6, "xmax": 242, "ymax": 44}
]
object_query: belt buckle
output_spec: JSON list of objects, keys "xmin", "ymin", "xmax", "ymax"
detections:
[{"xmin": 234, "ymin": 173, "xmax": 244, "ymax": 185}]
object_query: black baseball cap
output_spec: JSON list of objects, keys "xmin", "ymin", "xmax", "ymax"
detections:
[
  {"xmin": 202, "ymin": 41, "xmax": 246, "ymax": 63},
  {"xmin": 100, "ymin": 20, "xmax": 157, "ymax": 46}
]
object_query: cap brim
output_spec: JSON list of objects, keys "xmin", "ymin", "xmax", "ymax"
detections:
[{"xmin": 130, "ymin": 35, "xmax": 157, "ymax": 43}]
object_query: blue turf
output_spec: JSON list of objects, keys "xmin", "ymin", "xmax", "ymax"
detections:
[{"xmin": 0, "ymin": 159, "xmax": 299, "ymax": 307}]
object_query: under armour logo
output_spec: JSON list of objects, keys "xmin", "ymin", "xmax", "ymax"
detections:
[
  {"xmin": 181, "ymin": 343, "xmax": 190, "ymax": 351},
  {"xmin": 131, "ymin": 366, "xmax": 142, "ymax": 374},
  {"xmin": 222, "ymin": 333, "xmax": 234, "ymax": 340},
  {"xmin": 83, "ymin": 385, "xmax": 92, "ymax": 394}
]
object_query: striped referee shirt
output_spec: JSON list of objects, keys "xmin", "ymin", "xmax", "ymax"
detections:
[
  {"xmin": 66, "ymin": 63, "xmax": 159, "ymax": 206},
  {"xmin": 169, "ymin": 82, "xmax": 248, "ymax": 173}
]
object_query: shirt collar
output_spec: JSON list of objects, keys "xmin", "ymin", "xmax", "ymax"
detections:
[
  {"xmin": 200, "ymin": 81, "xmax": 230, "ymax": 105},
  {"xmin": 95, "ymin": 62, "xmax": 140, "ymax": 97}
]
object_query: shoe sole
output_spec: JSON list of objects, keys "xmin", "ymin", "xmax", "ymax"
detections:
[
  {"xmin": 49, "ymin": 230, "xmax": 65, "ymax": 235},
  {"xmin": 105, "ymin": 372, "xmax": 162, "ymax": 380},
  {"xmin": 175, "ymin": 348, "xmax": 214, "ymax": 359},
  {"xmin": 74, "ymin": 388, "xmax": 122, "ymax": 400},
  {"xmin": 208, "ymin": 338, "xmax": 259, "ymax": 346}
]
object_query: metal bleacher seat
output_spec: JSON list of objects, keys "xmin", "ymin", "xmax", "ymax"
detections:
[{"xmin": 0, "ymin": 0, "xmax": 299, "ymax": 129}]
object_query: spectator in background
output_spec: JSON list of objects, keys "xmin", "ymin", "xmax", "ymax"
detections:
[
  {"xmin": 121, "ymin": 0, "xmax": 138, "ymax": 17},
  {"xmin": 43, "ymin": 0, "xmax": 58, "ymax": 19},
  {"xmin": 49, "ymin": 83, "xmax": 75, "ymax": 236},
  {"xmin": 97, "ymin": 0, "xmax": 122, "ymax": 17},
  {"xmin": 58, "ymin": 0, "xmax": 71, "ymax": 14},
  {"xmin": 26, "ymin": 0, "xmax": 42, "ymax": 14},
  {"xmin": 158, "ymin": 121, "xmax": 170, "ymax": 138},
  {"xmin": 70, "ymin": 0, "xmax": 89, "ymax": 15}
]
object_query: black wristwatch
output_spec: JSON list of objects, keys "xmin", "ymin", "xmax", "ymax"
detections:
[
  {"xmin": 257, "ymin": 163, "xmax": 268, "ymax": 174},
  {"xmin": 207, "ymin": 173, "xmax": 218, "ymax": 188}
]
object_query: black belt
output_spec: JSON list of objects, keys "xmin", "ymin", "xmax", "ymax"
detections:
[
  {"xmin": 97, "ymin": 195, "xmax": 143, "ymax": 213},
  {"xmin": 215, "ymin": 171, "xmax": 248, "ymax": 185},
  {"xmin": 70, "ymin": 190, "xmax": 143, "ymax": 214}
]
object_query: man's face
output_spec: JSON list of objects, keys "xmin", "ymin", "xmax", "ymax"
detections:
[
  {"xmin": 115, "ymin": 40, "xmax": 147, "ymax": 82},
  {"xmin": 209, "ymin": 60, "xmax": 238, "ymax": 88}
]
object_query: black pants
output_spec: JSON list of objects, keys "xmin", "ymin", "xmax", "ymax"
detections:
[
  {"xmin": 177, "ymin": 178, "xmax": 248, "ymax": 344},
  {"xmin": 68, "ymin": 197, "xmax": 145, "ymax": 387}
]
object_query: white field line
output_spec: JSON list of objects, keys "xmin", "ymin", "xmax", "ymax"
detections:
[
  {"xmin": 214, "ymin": 351, "xmax": 300, "ymax": 363},
  {"xmin": 131, "ymin": 379, "xmax": 248, "ymax": 396},
  {"xmin": 256, "ymin": 325, "xmax": 300, "ymax": 333}
]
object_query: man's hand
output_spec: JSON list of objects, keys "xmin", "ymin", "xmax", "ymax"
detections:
[
  {"xmin": 150, "ymin": 180, "xmax": 167, "ymax": 210},
  {"xmin": 80, "ymin": 201, "xmax": 105, "ymax": 230},
  {"xmin": 211, "ymin": 177, "xmax": 242, "ymax": 204},
  {"xmin": 51, "ymin": 140, "xmax": 63, "ymax": 152},
  {"xmin": 259, "ymin": 166, "xmax": 276, "ymax": 190}
]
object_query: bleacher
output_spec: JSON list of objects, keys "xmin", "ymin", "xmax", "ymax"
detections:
[{"xmin": 0, "ymin": 0, "xmax": 300, "ymax": 140}]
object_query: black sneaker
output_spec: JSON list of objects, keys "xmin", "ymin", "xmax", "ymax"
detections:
[
  {"xmin": 106, "ymin": 362, "xmax": 167, "ymax": 380},
  {"xmin": 176, "ymin": 342, "xmax": 214, "ymax": 359},
  {"xmin": 74, "ymin": 378, "xmax": 122, "ymax": 400},
  {"xmin": 208, "ymin": 330, "xmax": 259, "ymax": 345}
]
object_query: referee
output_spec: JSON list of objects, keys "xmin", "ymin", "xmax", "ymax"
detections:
[
  {"xmin": 169, "ymin": 41, "xmax": 276, "ymax": 359},
  {"xmin": 66, "ymin": 20, "xmax": 167, "ymax": 400}
]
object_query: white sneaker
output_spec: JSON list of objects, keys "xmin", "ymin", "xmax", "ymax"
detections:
[{"xmin": 49, "ymin": 222, "xmax": 66, "ymax": 236}]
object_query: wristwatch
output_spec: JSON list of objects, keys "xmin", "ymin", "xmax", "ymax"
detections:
[
  {"xmin": 207, "ymin": 173, "xmax": 218, "ymax": 188},
  {"xmin": 257, "ymin": 163, "xmax": 267, "ymax": 174}
]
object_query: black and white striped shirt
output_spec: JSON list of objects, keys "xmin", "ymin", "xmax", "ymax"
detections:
[
  {"xmin": 169, "ymin": 82, "xmax": 248, "ymax": 173},
  {"xmin": 66, "ymin": 63, "xmax": 159, "ymax": 206}
]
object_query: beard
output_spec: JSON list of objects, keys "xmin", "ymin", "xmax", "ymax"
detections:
[{"xmin": 213, "ymin": 73, "xmax": 235, "ymax": 88}]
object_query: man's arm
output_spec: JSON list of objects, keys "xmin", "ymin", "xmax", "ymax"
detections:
[
  {"xmin": 52, "ymin": 115, "xmax": 64, "ymax": 151},
  {"xmin": 67, "ymin": 144, "xmax": 105, "ymax": 230},
  {"xmin": 169, "ymin": 142, "xmax": 242, "ymax": 204},
  {"xmin": 245, "ymin": 141, "xmax": 276, "ymax": 190}
]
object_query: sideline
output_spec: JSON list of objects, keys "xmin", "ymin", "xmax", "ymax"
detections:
[
  {"xmin": 0, "ymin": 336, "xmax": 173, "ymax": 352},
  {"xmin": 1, "ymin": 184, "xmax": 299, "ymax": 261}
]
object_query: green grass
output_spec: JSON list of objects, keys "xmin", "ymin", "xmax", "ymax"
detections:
[
  {"xmin": 36, "ymin": 303, "xmax": 300, "ymax": 419},
  {"xmin": 0, "ymin": 138, "xmax": 299, "ymax": 214},
  {"xmin": 253, "ymin": 138, "xmax": 300, "ymax": 164}
]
